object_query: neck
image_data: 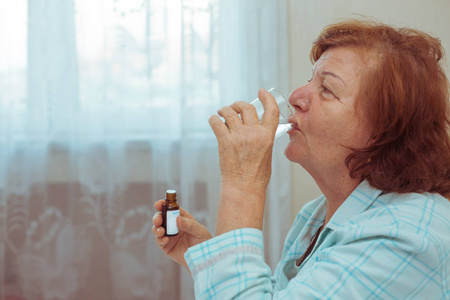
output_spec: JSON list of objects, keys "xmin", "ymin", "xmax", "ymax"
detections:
[{"xmin": 313, "ymin": 173, "xmax": 361, "ymax": 226}]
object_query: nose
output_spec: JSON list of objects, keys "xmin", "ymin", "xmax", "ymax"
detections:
[{"xmin": 288, "ymin": 85, "xmax": 310, "ymax": 112}]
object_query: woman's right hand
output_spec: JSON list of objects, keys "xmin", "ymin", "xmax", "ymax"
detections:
[{"xmin": 152, "ymin": 200, "xmax": 212, "ymax": 271}]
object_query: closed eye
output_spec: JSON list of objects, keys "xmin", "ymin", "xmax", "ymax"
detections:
[
  {"xmin": 320, "ymin": 85, "xmax": 338, "ymax": 99},
  {"xmin": 320, "ymin": 85, "xmax": 333, "ymax": 94}
]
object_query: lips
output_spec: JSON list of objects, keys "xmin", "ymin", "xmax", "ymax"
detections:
[
  {"xmin": 287, "ymin": 115, "xmax": 299, "ymax": 130},
  {"xmin": 287, "ymin": 115, "xmax": 296, "ymax": 124}
]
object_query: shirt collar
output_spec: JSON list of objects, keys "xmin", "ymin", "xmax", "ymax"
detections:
[{"xmin": 325, "ymin": 180, "xmax": 383, "ymax": 231}]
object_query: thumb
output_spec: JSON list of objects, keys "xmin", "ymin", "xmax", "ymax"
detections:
[{"xmin": 177, "ymin": 216, "xmax": 208, "ymax": 237}]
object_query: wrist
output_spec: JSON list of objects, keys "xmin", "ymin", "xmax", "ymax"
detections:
[{"xmin": 215, "ymin": 183, "xmax": 267, "ymax": 235}]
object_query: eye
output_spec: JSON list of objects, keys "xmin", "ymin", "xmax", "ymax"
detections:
[
  {"xmin": 319, "ymin": 85, "xmax": 337, "ymax": 99},
  {"xmin": 320, "ymin": 85, "xmax": 331, "ymax": 94}
]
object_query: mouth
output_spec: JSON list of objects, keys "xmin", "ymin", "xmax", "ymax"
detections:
[{"xmin": 287, "ymin": 115, "xmax": 299, "ymax": 133}]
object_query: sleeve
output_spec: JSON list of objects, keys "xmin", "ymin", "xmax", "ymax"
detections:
[{"xmin": 184, "ymin": 228, "xmax": 275, "ymax": 300}]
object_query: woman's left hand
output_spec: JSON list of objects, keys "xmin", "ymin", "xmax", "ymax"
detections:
[{"xmin": 208, "ymin": 88, "xmax": 279, "ymax": 234}]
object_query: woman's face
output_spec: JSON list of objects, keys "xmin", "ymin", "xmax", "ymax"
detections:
[{"xmin": 285, "ymin": 47, "xmax": 371, "ymax": 179}]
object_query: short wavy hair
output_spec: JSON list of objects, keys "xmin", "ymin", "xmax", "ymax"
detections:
[{"xmin": 311, "ymin": 19, "xmax": 450, "ymax": 198}]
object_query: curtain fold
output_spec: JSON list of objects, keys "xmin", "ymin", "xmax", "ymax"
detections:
[{"xmin": 0, "ymin": 0, "xmax": 290, "ymax": 299}]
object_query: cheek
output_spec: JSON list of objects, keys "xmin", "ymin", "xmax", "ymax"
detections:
[
  {"xmin": 308, "ymin": 110, "xmax": 340, "ymax": 142},
  {"xmin": 328, "ymin": 117, "xmax": 370, "ymax": 150},
  {"xmin": 306, "ymin": 108, "xmax": 362, "ymax": 155}
]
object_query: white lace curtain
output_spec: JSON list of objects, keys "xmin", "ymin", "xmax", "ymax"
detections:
[{"xmin": 0, "ymin": 0, "xmax": 290, "ymax": 299}]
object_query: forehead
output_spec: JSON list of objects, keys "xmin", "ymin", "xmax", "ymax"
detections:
[{"xmin": 314, "ymin": 47, "xmax": 367, "ymax": 77}]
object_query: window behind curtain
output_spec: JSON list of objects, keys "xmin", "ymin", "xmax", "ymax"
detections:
[
  {"xmin": 0, "ymin": 1, "xmax": 27, "ymax": 111},
  {"xmin": 0, "ymin": 0, "xmax": 219, "ymax": 139},
  {"xmin": 75, "ymin": 0, "xmax": 219, "ymax": 138}
]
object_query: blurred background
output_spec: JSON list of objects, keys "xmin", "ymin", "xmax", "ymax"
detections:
[{"xmin": 0, "ymin": 0, "xmax": 448, "ymax": 299}]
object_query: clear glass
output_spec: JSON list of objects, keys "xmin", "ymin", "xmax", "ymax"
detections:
[{"xmin": 251, "ymin": 88, "xmax": 295, "ymax": 139}]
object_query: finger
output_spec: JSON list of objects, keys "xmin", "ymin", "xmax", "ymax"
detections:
[
  {"xmin": 155, "ymin": 236, "xmax": 169, "ymax": 248},
  {"xmin": 152, "ymin": 224, "xmax": 165, "ymax": 237},
  {"xmin": 154, "ymin": 199, "xmax": 165, "ymax": 211},
  {"xmin": 179, "ymin": 206, "xmax": 196, "ymax": 221},
  {"xmin": 258, "ymin": 88, "xmax": 279, "ymax": 128},
  {"xmin": 217, "ymin": 105, "xmax": 242, "ymax": 130},
  {"xmin": 177, "ymin": 216, "xmax": 210, "ymax": 238},
  {"xmin": 209, "ymin": 115, "xmax": 231, "ymax": 141},
  {"xmin": 230, "ymin": 101, "xmax": 259, "ymax": 125},
  {"xmin": 152, "ymin": 212, "xmax": 162, "ymax": 226}
]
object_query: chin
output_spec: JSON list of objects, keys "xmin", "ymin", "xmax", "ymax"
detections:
[
  {"xmin": 284, "ymin": 140, "xmax": 299, "ymax": 163},
  {"xmin": 284, "ymin": 134, "xmax": 311, "ymax": 165}
]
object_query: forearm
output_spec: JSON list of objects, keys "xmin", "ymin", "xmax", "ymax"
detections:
[
  {"xmin": 185, "ymin": 228, "xmax": 274, "ymax": 300},
  {"xmin": 215, "ymin": 182, "xmax": 267, "ymax": 236}
]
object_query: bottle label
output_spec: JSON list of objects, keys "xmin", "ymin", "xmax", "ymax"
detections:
[{"xmin": 166, "ymin": 210, "xmax": 180, "ymax": 235}]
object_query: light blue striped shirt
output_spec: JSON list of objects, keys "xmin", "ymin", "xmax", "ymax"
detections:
[{"xmin": 185, "ymin": 180, "xmax": 450, "ymax": 299}]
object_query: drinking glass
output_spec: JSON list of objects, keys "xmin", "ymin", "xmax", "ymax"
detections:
[{"xmin": 251, "ymin": 88, "xmax": 295, "ymax": 139}]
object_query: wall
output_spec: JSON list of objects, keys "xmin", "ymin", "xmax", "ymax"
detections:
[{"xmin": 287, "ymin": 0, "xmax": 450, "ymax": 221}]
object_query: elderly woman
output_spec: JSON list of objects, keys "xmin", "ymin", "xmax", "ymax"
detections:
[{"xmin": 152, "ymin": 19, "xmax": 450, "ymax": 299}]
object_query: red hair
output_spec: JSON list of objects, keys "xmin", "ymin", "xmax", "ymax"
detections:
[{"xmin": 311, "ymin": 19, "xmax": 450, "ymax": 198}]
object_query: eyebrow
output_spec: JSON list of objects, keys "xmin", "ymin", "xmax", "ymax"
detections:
[{"xmin": 321, "ymin": 71, "xmax": 346, "ymax": 87}]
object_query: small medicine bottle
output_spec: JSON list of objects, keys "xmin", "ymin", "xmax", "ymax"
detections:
[{"xmin": 162, "ymin": 189, "xmax": 180, "ymax": 236}]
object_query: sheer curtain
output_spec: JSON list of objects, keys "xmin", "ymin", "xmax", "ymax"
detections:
[{"xmin": 0, "ymin": 0, "xmax": 290, "ymax": 299}]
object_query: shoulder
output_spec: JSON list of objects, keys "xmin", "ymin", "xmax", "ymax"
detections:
[
  {"xmin": 364, "ymin": 192, "xmax": 450, "ymax": 235},
  {"xmin": 329, "ymin": 192, "xmax": 450, "ymax": 266},
  {"xmin": 338, "ymin": 192, "xmax": 450, "ymax": 240}
]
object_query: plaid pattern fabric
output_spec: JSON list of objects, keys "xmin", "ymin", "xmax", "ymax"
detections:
[{"xmin": 185, "ymin": 180, "xmax": 450, "ymax": 299}]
